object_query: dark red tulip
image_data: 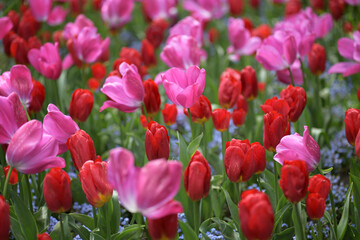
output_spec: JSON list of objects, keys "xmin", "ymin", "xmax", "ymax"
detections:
[
  {"xmin": 241, "ymin": 66, "xmax": 258, "ymax": 100},
  {"xmin": 285, "ymin": 0, "xmax": 301, "ymax": 17},
  {"xmin": 358, "ymin": 86, "xmax": 360, "ymax": 102},
  {"xmin": 17, "ymin": 9, "xmax": 40, "ymax": 40},
  {"xmin": 37, "ymin": 233, "xmax": 52, "ymax": 240},
  {"xmin": 69, "ymin": 89, "xmax": 94, "ymax": 122},
  {"xmin": 243, "ymin": 18, "xmax": 253, "ymax": 32},
  {"xmin": 208, "ymin": 27, "xmax": 220, "ymax": 44},
  {"xmin": 87, "ymin": 78, "xmax": 101, "ymax": 91},
  {"xmin": 162, "ymin": 104, "xmax": 177, "ymax": 126},
  {"xmin": 228, "ymin": 0, "xmax": 244, "ymax": 16},
  {"xmin": 140, "ymin": 115, "xmax": 149, "ymax": 129},
  {"xmin": 250, "ymin": 0, "xmax": 260, "ymax": 8},
  {"xmin": 219, "ymin": 69, "xmax": 242, "ymax": 109},
  {"xmin": 3, "ymin": 31, "xmax": 18, "ymax": 56},
  {"xmin": 343, "ymin": 22, "xmax": 353, "ymax": 33},
  {"xmin": 232, "ymin": 109, "xmax": 246, "ymax": 127},
  {"xmin": 145, "ymin": 121, "xmax": 169, "ymax": 160},
  {"xmin": 143, "ymin": 79, "xmax": 161, "ymax": 117},
  {"xmin": 148, "ymin": 214, "xmax": 178, "ymax": 240},
  {"xmin": 91, "ymin": 63, "xmax": 106, "ymax": 80},
  {"xmin": 141, "ymin": 39, "xmax": 156, "ymax": 67},
  {"xmin": 145, "ymin": 19, "xmax": 168, "ymax": 49},
  {"xmin": 184, "ymin": 95, "xmax": 212, "ymax": 124},
  {"xmin": 306, "ymin": 193, "xmax": 325, "ymax": 220},
  {"xmin": 43, "ymin": 168, "xmax": 73, "ymax": 213},
  {"xmin": 4, "ymin": 165, "xmax": 18, "ymax": 185},
  {"xmin": 212, "ymin": 108, "xmax": 231, "ymax": 132},
  {"xmin": 261, "ymin": 96, "xmax": 290, "ymax": 122},
  {"xmin": 344, "ymin": 108, "xmax": 360, "ymax": 146},
  {"xmin": 235, "ymin": 94, "xmax": 248, "ymax": 113},
  {"xmin": 311, "ymin": 0, "xmax": 324, "ymax": 11},
  {"xmin": 308, "ymin": 174, "xmax": 331, "ymax": 199},
  {"xmin": 0, "ymin": 195, "xmax": 10, "ymax": 240},
  {"xmin": 329, "ymin": 0, "xmax": 345, "ymax": 20},
  {"xmin": 308, "ymin": 43, "xmax": 326, "ymax": 76},
  {"xmin": 263, "ymin": 111, "xmax": 288, "ymax": 152},
  {"xmin": 280, "ymin": 85, "xmax": 307, "ymax": 122},
  {"xmin": 29, "ymin": 79, "xmax": 45, "ymax": 113},
  {"xmin": 10, "ymin": 36, "xmax": 29, "ymax": 64},
  {"xmin": 184, "ymin": 151, "xmax": 211, "ymax": 201},
  {"xmin": 7, "ymin": 10, "xmax": 19, "ymax": 32}
]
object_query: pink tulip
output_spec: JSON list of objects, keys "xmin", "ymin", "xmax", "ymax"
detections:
[
  {"xmin": 107, "ymin": 147, "xmax": 183, "ymax": 219},
  {"xmin": 345, "ymin": 0, "xmax": 360, "ymax": 5},
  {"xmin": 0, "ymin": 65, "xmax": 33, "ymax": 107},
  {"xmin": 169, "ymin": 16, "xmax": 203, "ymax": 46},
  {"xmin": 160, "ymin": 35, "xmax": 207, "ymax": 69},
  {"xmin": 29, "ymin": 0, "xmax": 52, "ymax": 22},
  {"xmin": 0, "ymin": 93, "xmax": 27, "ymax": 144},
  {"xmin": 0, "ymin": 17, "xmax": 13, "ymax": 40},
  {"xmin": 28, "ymin": 42, "xmax": 62, "ymax": 80},
  {"xmin": 142, "ymin": 0, "xmax": 178, "ymax": 21},
  {"xmin": 276, "ymin": 60, "xmax": 304, "ymax": 85},
  {"xmin": 100, "ymin": 62, "xmax": 144, "ymax": 112},
  {"xmin": 47, "ymin": 6, "xmax": 68, "ymax": 26},
  {"xmin": 6, "ymin": 120, "xmax": 65, "ymax": 174},
  {"xmin": 101, "ymin": 0, "xmax": 134, "ymax": 30},
  {"xmin": 161, "ymin": 65, "xmax": 206, "ymax": 108},
  {"xmin": 183, "ymin": 0, "xmax": 228, "ymax": 21},
  {"xmin": 43, "ymin": 104, "xmax": 80, "ymax": 154},
  {"xmin": 63, "ymin": 15, "xmax": 95, "ymax": 41},
  {"xmin": 329, "ymin": 31, "xmax": 360, "ymax": 77},
  {"xmin": 227, "ymin": 18, "xmax": 261, "ymax": 62},
  {"xmin": 274, "ymin": 126, "xmax": 320, "ymax": 172}
]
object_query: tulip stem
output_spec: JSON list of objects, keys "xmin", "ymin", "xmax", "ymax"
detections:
[
  {"xmin": 257, "ymin": 175, "xmax": 262, "ymax": 192},
  {"xmin": 273, "ymin": 159, "xmax": 279, "ymax": 208},
  {"xmin": 105, "ymin": 203, "xmax": 111, "ymax": 240},
  {"xmin": 288, "ymin": 67, "xmax": 295, "ymax": 86},
  {"xmin": 25, "ymin": 175, "xmax": 33, "ymax": 213},
  {"xmin": 193, "ymin": 200, "xmax": 200, "ymax": 236},
  {"xmin": 221, "ymin": 131, "xmax": 227, "ymax": 182},
  {"xmin": 329, "ymin": 189, "xmax": 338, "ymax": 238},
  {"xmin": 142, "ymin": 103, "xmax": 149, "ymax": 121},
  {"xmin": 293, "ymin": 202, "xmax": 306, "ymax": 240},
  {"xmin": 2, "ymin": 166, "xmax": 13, "ymax": 200},
  {"xmin": 59, "ymin": 214, "xmax": 65, "ymax": 240},
  {"xmin": 202, "ymin": 123, "xmax": 207, "ymax": 159},
  {"xmin": 93, "ymin": 207, "xmax": 98, "ymax": 228},
  {"xmin": 187, "ymin": 108, "xmax": 195, "ymax": 140},
  {"xmin": 22, "ymin": 103, "xmax": 31, "ymax": 121},
  {"xmin": 299, "ymin": 59, "xmax": 308, "ymax": 91},
  {"xmin": 317, "ymin": 219, "xmax": 323, "ymax": 240}
]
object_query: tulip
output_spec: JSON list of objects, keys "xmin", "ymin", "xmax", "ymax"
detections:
[
  {"xmin": 285, "ymin": 0, "xmax": 301, "ymax": 17},
  {"xmin": 329, "ymin": 0, "xmax": 344, "ymax": 20},
  {"xmin": 4, "ymin": 165, "xmax": 18, "ymax": 185},
  {"xmin": 240, "ymin": 66, "xmax": 258, "ymax": 100},
  {"xmin": 47, "ymin": 6, "xmax": 68, "ymax": 26},
  {"xmin": 228, "ymin": 0, "xmax": 244, "ymax": 15},
  {"xmin": 238, "ymin": 190, "xmax": 274, "ymax": 240},
  {"xmin": 0, "ymin": 93, "xmax": 27, "ymax": 144},
  {"xmin": 212, "ymin": 108, "xmax": 231, "ymax": 132},
  {"xmin": 67, "ymin": 130, "xmax": 97, "ymax": 171},
  {"xmin": 100, "ymin": 63, "xmax": 144, "ymax": 112},
  {"xmin": 218, "ymin": 71, "xmax": 242, "ymax": 109},
  {"xmin": 308, "ymin": 43, "xmax": 326, "ymax": 76},
  {"xmin": 345, "ymin": 0, "xmax": 360, "ymax": 4},
  {"xmin": 184, "ymin": 151, "xmax": 211, "ymax": 201},
  {"xmin": 355, "ymin": 132, "xmax": 360, "ymax": 159},
  {"xmin": 0, "ymin": 17, "xmax": 13, "ymax": 40},
  {"xmin": 183, "ymin": 0, "xmax": 227, "ymax": 21},
  {"xmin": 232, "ymin": 109, "xmax": 246, "ymax": 127},
  {"xmin": 63, "ymin": 14, "xmax": 95, "ymax": 41},
  {"xmin": 69, "ymin": 89, "xmax": 94, "ymax": 122},
  {"xmin": 252, "ymin": 142, "xmax": 267, "ymax": 174},
  {"xmin": 118, "ymin": 47, "xmax": 142, "ymax": 73},
  {"xmin": 143, "ymin": 79, "xmax": 161, "ymax": 117},
  {"xmin": 28, "ymin": 42, "xmax": 62, "ymax": 80},
  {"xmin": 43, "ymin": 168, "xmax": 73, "ymax": 213},
  {"xmin": 169, "ymin": 16, "xmax": 203, "ymax": 46},
  {"xmin": 107, "ymin": 147, "xmax": 183, "ymax": 218},
  {"xmin": 279, "ymin": 160, "xmax": 309, "ymax": 203},
  {"xmin": 263, "ymin": 111, "xmax": 288, "ymax": 152},
  {"xmin": 184, "ymin": 95, "xmax": 212, "ymax": 124},
  {"xmin": 28, "ymin": 79, "xmax": 45, "ymax": 113},
  {"xmin": 208, "ymin": 27, "xmax": 220, "ymax": 44},
  {"xmin": 252, "ymin": 24, "xmax": 272, "ymax": 40},
  {"xmin": 145, "ymin": 121, "xmax": 169, "ymax": 160},
  {"xmin": 79, "ymin": 159, "xmax": 113, "ymax": 208},
  {"xmin": 161, "ymin": 104, "xmax": 178, "ymax": 126},
  {"xmin": 343, "ymin": 22, "xmax": 353, "ymax": 34},
  {"xmin": 250, "ymin": 0, "xmax": 260, "ymax": 8},
  {"xmin": 142, "ymin": 0, "xmax": 178, "ymax": 21},
  {"xmin": 29, "ymin": 0, "xmax": 52, "ymax": 22},
  {"xmin": 306, "ymin": 193, "xmax": 325, "ymax": 220},
  {"xmin": 161, "ymin": 66, "xmax": 206, "ymax": 108},
  {"xmin": 9, "ymin": 37, "xmax": 29, "ymax": 64},
  {"xmin": 311, "ymin": 0, "xmax": 324, "ymax": 10},
  {"xmin": 344, "ymin": 108, "xmax": 360, "ymax": 145},
  {"xmin": 37, "ymin": 233, "xmax": 52, "ymax": 240},
  {"xmin": 141, "ymin": 39, "xmax": 157, "ymax": 67},
  {"xmin": 220, "ymin": 68, "xmax": 241, "ymax": 83},
  {"xmin": 3, "ymin": 31, "xmax": 17, "ymax": 56},
  {"xmin": 101, "ymin": 0, "xmax": 134, "ymax": 30},
  {"xmin": 146, "ymin": 19, "xmax": 168, "ymax": 49},
  {"xmin": 308, "ymin": 174, "xmax": 331, "ymax": 199},
  {"xmin": 235, "ymin": 94, "xmax": 248, "ymax": 113},
  {"xmin": 148, "ymin": 214, "xmax": 178, "ymax": 240},
  {"xmin": 0, "ymin": 195, "xmax": 10, "ymax": 239},
  {"xmin": 261, "ymin": 96, "xmax": 290, "ymax": 122},
  {"xmin": 91, "ymin": 63, "xmax": 106, "ymax": 80},
  {"xmin": 280, "ymin": 85, "xmax": 306, "ymax": 122}
]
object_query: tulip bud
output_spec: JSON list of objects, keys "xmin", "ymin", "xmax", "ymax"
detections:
[
  {"xmin": 238, "ymin": 190, "xmax": 274, "ymax": 240},
  {"xmin": 69, "ymin": 89, "xmax": 94, "ymax": 122},
  {"xmin": 219, "ymin": 69, "xmax": 242, "ymax": 108},
  {"xmin": 208, "ymin": 27, "xmax": 220, "ymax": 44},
  {"xmin": 4, "ymin": 165, "xmax": 18, "ymax": 185},
  {"xmin": 91, "ymin": 63, "xmax": 106, "ymax": 80},
  {"xmin": 184, "ymin": 151, "xmax": 211, "ymax": 201},
  {"xmin": 261, "ymin": 96, "xmax": 290, "ymax": 122},
  {"xmin": 250, "ymin": 0, "xmax": 260, "ymax": 8},
  {"xmin": 285, "ymin": 0, "xmax": 301, "ymax": 17},
  {"xmin": 311, "ymin": 0, "xmax": 324, "ymax": 11},
  {"xmin": 252, "ymin": 24, "xmax": 272, "ymax": 40},
  {"xmin": 10, "ymin": 36, "xmax": 29, "ymax": 64},
  {"xmin": 67, "ymin": 130, "xmax": 97, "ymax": 171},
  {"xmin": 308, "ymin": 174, "xmax": 331, "ymax": 199},
  {"xmin": 162, "ymin": 104, "xmax": 177, "ymax": 126},
  {"xmin": 235, "ymin": 94, "xmax": 248, "ymax": 113},
  {"xmin": 308, "ymin": 43, "xmax": 326, "ymax": 76},
  {"xmin": 344, "ymin": 108, "xmax": 360, "ymax": 145},
  {"xmin": 140, "ymin": 115, "xmax": 149, "ymax": 129},
  {"xmin": 243, "ymin": 18, "xmax": 253, "ymax": 32},
  {"xmin": 141, "ymin": 39, "xmax": 156, "ymax": 67},
  {"xmin": 3, "ymin": 31, "xmax": 18, "ymax": 56},
  {"xmin": 145, "ymin": 121, "xmax": 169, "ymax": 160},
  {"xmin": 88, "ymin": 78, "xmax": 101, "ymax": 91},
  {"xmin": 228, "ymin": 0, "xmax": 244, "ymax": 16},
  {"xmin": 252, "ymin": 142, "xmax": 266, "ymax": 174},
  {"xmin": 148, "ymin": 214, "xmax": 178, "ymax": 240},
  {"xmin": 37, "ymin": 233, "xmax": 52, "ymax": 240},
  {"xmin": 79, "ymin": 159, "xmax": 113, "ymax": 208},
  {"xmin": 145, "ymin": 19, "xmax": 168, "ymax": 49},
  {"xmin": 240, "ymin": 66, "xmax": 258, "ymax": 100},
  {"xmin": 0, "ymin": 195, "xmax": 10, "ymax": 239},
  {"xmin": 143, "ymin": 79, "xmax": 161, "ymax": 117},
  {"xmin": 28, "ymin": 79, "xmax": 45, "ymax": 113},
  {"xmin": 184, "ymin": 95, "xmax": 212, "ymax": 124},
  {"xmin": 212, "ymin": 108, "xmax": 231, "ymax": 132},
  {"xmin": 329, "ymin": 0, "xmax": 344, "ymax": 20},
  {"xmin": 232, "ymin": 109, "xmax": 246, "ymax": 127},
  {"xmin": 279, "ymin": 160, "xmax": 309, "ymax": 203},
  {"xmin": 263, "ymin": 111, "xmax": 289, "ymax": 152},
  {"xmin": 343, "ymin": 22, "xmax": 353, "ymax": 34},
  {"xmin": 43, "ymin": 168, "xmax": 72, "ymax": 213},
  {"xmin": 280, "ymin": 85, "xmax": 307, "ymax": 122},
  {"xmin": 306, "ymin": 193, "xmax": 325, "ymax": 220}
]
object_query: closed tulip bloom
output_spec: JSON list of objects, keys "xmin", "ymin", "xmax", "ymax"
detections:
[
  {"xmin": 308, "ymin": 174, "xmax": 331, "ymax": 199},
  {"xmin": 183, "ymin": 0, "xmax": 227, "ymax": 21},
  {"xmin": 261, "ymin": 96, "xmax": 290, "ymax": 122},
  {"xmin": 67, "ymin": 130, "xmax": 97, "ymax": 171},
  {"xmin": 228, "ymin": 0, "xmax": 244, "ymax": 15},
  {"xmin": 240, "ymin": 66, "xmax": 258, "ymax": 100},
  {"xmin": 37, "ymin": 233, "xmax": 52, "ymax": 240},
  {"xmin": 263, "ymin": 111, "xmax": 288, "ymax": 152},
  {"xmin": 238, "ymin": 190, "xmax": 274, "ymax": 240},
  {"xmin": 169, "ymin": 16, "xmax": 203, "ymax": 46},
  {"xmin": 142, "ymin": 0, "xmax": 178, "ymax": 21},
  {"xmin": 329, "ymin": 0, "xmax": 344, "ymax": 20},
  {"xmin": 148, "ymin": 214, "xmax": 178, "ymax": 240},
  {"xmin": 162, "ymin": 66, "xmax": 206, "ymax": 108},
  {"xmin": 146, "ymin": 19, "xmax": 168, "ymax": 49},
  {"xmin": 232, "ymin": 109, "xmax": 246, "ymax": 127},
  {"xmin": 100, "ymin": 62, "xmax": 144, "ymax": 112},
  {"xmin": 79, "ymin": 159, "xmax": 113, "ymax": 208},
  {"xmin": 28, "ymin": 42, "xmax": 62, "ymax": 80},
  {"xmin": 184, "ymin": 151, "xmax": 211, "ymax": 201},
  {"xmin": 280, "ymin": 85, "xmax": 306, "ymax": 122},
  {"xmin": 311, "ymin": 0, "xmax": 324, "ymax": 10},
  {"xmin": 250, "ymin": 0, "xmax": 260, "ymax": 8},
  {"xmin": 285, "ymin": 0, "xmax": 301, "ymax": 17},
  {"xmin": 209, "ymin": 27, "xmax": 220, "ymax": 44},
  {"xmin": 91, "ymin": 63, "xmax": 106, "ymax": 80},
  {"xmin": 69, "ymin": 89, "xmax": 94, "ymax": 122},
  {"xmin": 236, "ymin": 94, "xmax": 248, "ymax": 113},
  {"xmin": 0, "ymin": 17, "xmax": 13, "ymax": 40},
  {"xmin": 279, "ymin": 160, "xmax": 309, "ymax": 203},
  {"xmin": 212, "ymin": 108, "xmax": 231, "ymax": 132},
  {"xmin": 344, "ymin": 108, "xmax": 360, "ymax": 145},
  {"xmin": 252, "ymin": 24, "xmax": 272, "ymax": 40},
  {"xmin": 4, "ymin": 165, "xmax": 18, "ymax": 185},
  {"xmin": 0, "ymin": 195, "xmax": 10, "ymax": 239},
  {"xmin": 145, "ymin": 121, "xmax": 169, "ymax": 160},
  {"xmin": 308, "ymin": 43, "xmax": 326, "ymax": 76},
  {"xmin": 162, "ymin": 104, "xmax": 178, "ymax": 126},
  {"xmin": 306, "ymin": 193, "xmax": 325, "ymax": 220},
  {"xmin": 141, "ymin": 39, "xmax": 157, "ymax": 67},
  {"xmin": 218, "ymin": 73, "xmax": 242, "ymax": 109},
  {"xmin": 29, "ymin": 0, "xmax": 52, "ymax": 22},
  {"xmin": 143, "ymin": 79, "xmax": 161, "ymax": 117},
  {"xmin": 28, "ymin": 79, "xmax": 45, "ymax": 113},
  {"xmin": 224, "ymin": 139, "xmax": 255, "ymax": 182},
  {"xmin": 355, "ymin": 132, "xmax": 360, "ymax": 159},
  {"xmin": 107, "ymin": 147, "xmax": 183, "ymax": 219},
  {"xmin": 252, "ymin": 142, "xmax": 266, "ymax": 174},
  {"xmin": 184, "ymin": 95, "xmax": 212, "ymax": 124},
  {"xmin": 101, "ymin": 0, "xmax": 134, "ymax": 30},
  {"xmin": 43, "ymin": 168, "xmax": 72, "ymax": 213}
]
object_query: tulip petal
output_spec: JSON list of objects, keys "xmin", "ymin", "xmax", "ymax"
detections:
[
  {"xmin": 283, "ymin": 36, "xmax": 297, "ymax": 66},
  {"xmin": 9, "ymin": 65, "xmax": 33, "ymax": 105},
  {"xmin": 337, "ymin": 38, "xmax": 355, "ymax": 60},
  {"xmin": 142, "ymin": 200, "xmax": 183, "ymax": 219},
  {"xmin": 0, "ymin": 17, "xmax": 13, "ymax": 40},
  {"xmin": 328, "ymin": 62, "xmax": 359, "ymax": 75}
]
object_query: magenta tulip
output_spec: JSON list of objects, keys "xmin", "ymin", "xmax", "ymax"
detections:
[
  {"xmin": 101, "ymin": 0, "xmax": 134, "ymax": 30},
  {"xmin": 0, "ymin": 17, "xmax": 13, "ymax": 40},
  {"xmin": 169, "ymin": 16, "xmax": 203, "ymax": 46},
  {"xmin": 63, "ymin": 15, "xmax": 95, "ymax": 41},
  {"xmin": 345, "ymin": 0, "xmax": 360, "ymax": 5},
  {"xmin": 29, "ymin": 0, "xmax": 52, "ymax": 22},
  {"xmin": 183, "ymin": 0, "xmax": 227, "ymax": 21},
  {"xmin": 107, "ymin": 147, "xmax": 183, "ymax": 219},
  {"xmin": 142, "ymin": 0, "xmax": 178, "ymax": 21},
  {"xmin": 47, "ymin": 6, "xmax": 68, "ymax": 26}
]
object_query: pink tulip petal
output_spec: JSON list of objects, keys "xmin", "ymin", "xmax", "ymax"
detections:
[
  {"xmin": 47, "ymin": 6, "xmax": 68, "ymax": 26},
  {"xmin": 142, "ymin": 200, "xmax": 183, "ymax": 219},
  {"xmin": 9, "ymin": 65, "xmax": 33, "ymax": 105},
  {"xmin": 344, "ymin": 63, "xmax": 360, "ymax": 77},
  {"xmin": 338, "ymin": 38, "xmax": 355, "ymax": 60},
  {"xmin": 328, "ymin": 62, "xmax": 359, "ymax": 75},
  {"xmin": 283, "ymin": 36, "xmax": 297, "ymax": 66},
  {"xmin": 256, "ymin": 45, "xmax": 287, "ymax": 71},
  {"xmin": 29, "ymin": 0, "xmax": 52, "ymax": 21},
  {"xmin": 0, "ymin": 17, "xmax": 13, "ymax": 40}
]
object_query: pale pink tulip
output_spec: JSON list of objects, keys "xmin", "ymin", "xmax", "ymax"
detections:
[
  {"xmin": 47, "ymin": 6, "xmax": 68, "ymax": 26},
  {"xmin": 63, "ymin": 15, "xmax": 95, "ymax": 41},
  {"xmin": 29, "ymin": 0, "xmax": 52, "ymax": 22},
  {"xmin": 6, "ymin": 120, "xmax": 65, "ymax": 174},
  {"xmin": 100, "ymin": 63, "xmax": 144, "ymax": 112},
  {"xmin": 169, "ymin": 16, "xmax": 203, "ymax": 46},
  {"xmin": 274, "ymin": 126, "xmax": 320, "ymax": 172},
  {"xmin": 161, "ymin": 65, "xmax": 206, "ymax": 108},
  {"xmin": 101, "ymin": 0, "xmax": 134, "ymax": 30},
  {"xmin": 0, "ymin": 17, "xmax": 13, "ymax": 40},
  {"xmin": 142, "ymin": 0, "xmax": 178, "ymax": 21},
  {"xmin": 107, "ymin": 147, "xmax": 183, "ymax": 219},
  {"xmin": 183, "ymin": 0, "xmax": 227, "ymax": 21}
]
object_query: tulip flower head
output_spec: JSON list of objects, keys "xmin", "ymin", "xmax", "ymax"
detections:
[
  {"xmin": 306, "ymin": 193, "xmax": 325, "ymax": 220},
  {"xmin": 37, "ymin": 233, "xmax": 52, "ymax": 240},
  {"xmin": 145, "ymin": 121, "xmax": 170, "ymax": 161},
  {"xmin": 148, "ymin": 214, "xmax": 178, "ymax": 240},
  {"xmin": 69, "ymin": 89, "xmax": 94, "ymax": 122},
  {"xmin": 263, "ymin": 111, "xmax": 289, "ymax": 152},
  {"xmin": 184, "ymin": 95, "xmax": 212, "ymax": 124},
  {"xmin": 28, "ymin": 79, "xmax": 45, "ymax": 113},
  {"xmin": 0, "ymin": 17, "xmax": 13, "ymax": 40},
  {"xmin": 240, "ymin": 66, "xmax": 258, "ymax": 100},
  {"xmin": 101, "ymin": 0, "xmax": 134, "ymax": 30},
  {"xmin": 0, "ymin": 195, "xmax": 10, "ymax": 240},
  {"xmin": 169, "ymin": 16, "xmax": 203, "ymax": 46},
  {"xmin": 142, "ymin": 0, "xmax": 178, "ymax": 22},
  {"xmin": 4, "ymin": 165, "xmax": 18, "ymax": 185},
  {"xmin": 280, "ymin": 85, "xmax": 307, "ymax": 122},
  {"xmin": 162, "ymin": 104, "xmax": 178, "ymax": 126},
  {"xmin": 212, "ymin": 108, "xmax": 231, "ymax": 132},
  {"xmin": 345, "ymin": 108, "xmax": 360, "ymax": 146},
  {"xmin": 143, "ymin": 79, "xmax": 161, "ymax": 117},
  {"xmin": 218, "ymin": 70, "xmax": 242, "ymax": 109}
]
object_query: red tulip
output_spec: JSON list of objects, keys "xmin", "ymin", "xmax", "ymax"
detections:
[
  {"xmin": 232, "ymin": 109, "xmax": 246, "ymax": 127},
  {"xmin": 243, "ymin": 18, "xmax": 253, "ymax": 32},
  {"xmin": 17, "ymin": 10, "xmax": 40, "ymax": 40},
  {"xmin": 308, "ymin": 174, "xmax": 331, "ymax": 199},
  {"xmin": 7, "ymin": 10, "xmax": 19, "ymax": 32},
  {"xmin": 306, "ymin": 193, "xmax": 325, "ymax": 220},
  {"xmin": 28, "ymin": 79, "xmax": 45, "ymax": 113},
  {"xmin": 69, "ymin": 89, "xmax": 94, "ymax": 122},
  {"xmin": 308, "ymin": 43, "xmax": 326, "ymax": 76},
  {"xmin": 162, "ymin": 104, "xmax": 177, "ymax": 126},
  {"xmin": 228, "ymin": 0, "xmax": 244, "ymax": 16},
  {"xmin": 251, "ymin": 24, "xmax": 272, "ymax": 40},
  {"xmin": 343, "ymin": 22, "xmax": 353, "ymax": 34},
  {"xmin": 250, "ymin": 0, "xmax": 260, "ymax": 8},
  {"xmin": 279, "ymin": 160, "xmax": 309, "ymax": 203},
  {"xmin": 91, "ymin": 62, "xmax": 106, "ymax": 80},
  {"xmin": 43, "ymin": 168, "xmax": 72, "ymax": 213},
  {"xmin": 141, "ymin": 39, "xmax": 156, "ymax": 67},
  {"xmin": 145, "ymin": 19, "xmax": 168, "ymax": 49},
  {"xmin": 280, "ymin": 85, "xmax": 307, "ymax": 122},
  {"xmin": 37, "ymin": 233, "xmax": 52, "ymax": 240},
  {"xmin": 238, "ymin": 190, "xmax": 274, "ymax": 240},
  {"xmin": 66, "ymin": 130, "xmax": 97, "ymax": 171},
  {"xmin": 0, "ymin": 195, "xmax": 10, "ymax": 240},
  {"xmin": 261, "ymin": 96, "xmax": 290, "ymax": 122},
  {"xmin": 87, "ymin": 78, "xmax": 101, "ymax": 91},
  {"xmin": 4, "ymin": 165, "xmax": 18, "ymax": 185},
  {"xmin": 241, "ymin": 66, "xmax": 258, "ymax": 100},
  {"xmin": 10, "ymin": 36, "xmax": 29, "ymax": 64},
  {"xmin": 145, "ymin": 121, "xmax": 169, "ymax": 160},
  {"xmin": 3, "ymin": 31, "xmax": 18, "ymax": 56},
  {"xmin": 184, "ymin": 95, "xmax": 212, "ymax": 124},
  {"xmin": 148, "ymin": 214, "xmax": 178, "ymax": 240},
  {"xmin": 263, "ymin": 111, "xmax": 289, "ymax": 152},
  {"xmin": 143, "ymin": 79, "xmax": 161, "ymax": 117},
  {"xmin": 235, "ymin": 94, "xmax": 248, "ymax": 113},
  {"xmin": 219, "ymin": 68, "xmax": 242, "ymax": 108},
  {"xmin": 252, "ymin": 142, "xmax": 266, "ymax": 174},
  {"xmin": 357, "ymin": 86, "xmax": 360, "ymax": 102},
  {"xmin": 118, "ymin": 47, "xmax": 144, "ymax": 75},
  {"xmin": 344, "ymin": 108, "xmax": 360, "ymax": 145},
  {"xmin": 208, "ymin": 27, "xmax": 220, "ymax": 44},
  {"xmin": 285, "ymin": 0, "xmax": 301, "ymax": 17},
  {"xmin": 140, "ymin": 115, "xmax": 149, "ymax": 129},
  {"xmin": 329, "ymin": 0, "xmax": 345, "ymax": 20},
  {"xmin": 311, "ymin": 0, "xmax": 324, "ymax": 11},
  {"xmin": 212, "ymin": 108, "xmax": 231, "ymax": 132},
  {"xmin": 184, "ymin": 151, "xmax": 211, "ymax": 201}
]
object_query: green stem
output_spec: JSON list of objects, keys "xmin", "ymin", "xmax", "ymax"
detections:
[
  {"xmin": 2, "ymin": 166, "xmax": 13, "ymax": 199},
  {"xmin": 257, "ymin": 175, "xmax": 262, "ymax": 192},
  {"xmin": 142, "ymin": 103, "xmax": 149, "ymax": 121},
  {"xmin": 288, "ymin": 67, "xmax": 295, "ymax": 86},
  {"xmin": 293, "ymin": 203, "xmax": 306, "ymax": 240},
  {"xmin": 105, "ymin": 203, "xmax": 111, "ymax": 240},
  {"xmin": 317, "ymin": 219, "xmax": 323, "ymax": 240},
  {"xmin": 221, "ymin": 131, "xmax": 227, "ymax": 183},
  {"xmin": 92, "ymin": 207, "xmax": 98, "ymax": 228},
  {"xmin": 273, "ymin": 154, "xmax": 279, "ymax": 208},
  {"xmin": 25, "ymin": 175, "xmax": 33, "ymax": 212},
  {"xmin": 193, "ymin": 200, "xmax": 200, "ymax": 236},
  {"xmin": 22, "ymin": 103, "xmax": 31, "ymax": 121},
  {"xmin": 187, "ymin": 108, "xmax": 195, "ymax": 140},
  {"xmin": 329, "ymin": 189, "xmax": 338, "ymax": 238},
  {"xmin": 59, "ymin": 214, "xmax": 65, "ymax": 240},
  {"xmin": 299, "ymin": 58, "xmax": 307, "ymax": 91},
  {"xmin": 202, "ymin": 123, "xmax": 207, "ymax": 159}
]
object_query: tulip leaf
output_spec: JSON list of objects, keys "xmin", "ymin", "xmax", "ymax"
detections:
[
  {"xmin": 68, "ymin": 221, "xmax": 90, "ymax": 240},
  {"xmin": 187, "ymin": 132, "xmax": 203, "ymax": 157},
  {"xmin": 11, "ymin": 191, "xmax": 38, "ymax": 240},
  {"xmin": 112, "ymin": 225, "xmax": 145, "ymax": 240},
  {"xmin": 71, "ymin": 178, "xmax": 88, "ymax": 204},
  {"xmin": 50, "ymin": 214, "xmax": 72, "ymax": 240},
  {"xmin": 337, "ymin": 182, "xmax": 353, "ymax": 240},
  {"xmin": 199, "ymin": 218, "xmax": 215, "ymax": 240},
  {"xmin": 274, "ymin": 202, "xmax": 291, "ymax": 230},
  {"xmin": 322, "ymin": 167, "xmax": 333, "ymax": 174},
  {"xmin": 90, "ymin": 232, "xmax": 105, "ymax": 240},
  {"xmin": 69, "ymin": 213, "xmax": 95, "ymax": 230},
  {"xmin": 272, "ymin": 226, "xmax": 295, "ymax": 240},
  {"xmin": 177, "ymin": 131, "xmax": 190, "ymax": 165},
  {"xmin": 221, "ymin": 187, "xmax": 241, "ymax": 234},
  {"xmin": 323, "ymin": 211, "xmax": 337, "ymax": 239},
  {"xmin": 34, "ymin": 206, "xmax": 50, "ymax": 232},
  {"xmin": 212, "ymin": 217, "xmax": 241, "ymax": 240},
  {"xmin": 10, "ymin": 216, "xmax": 26, "ymax": 240},
  {"xmin": 350, "ymin": 173, "xmax": 360, "ymax": 213},
  {"xmin": 110, "ymin": 193, "xmax": 121, "ymax": 234},
  {"xmin": 179, "ymin": 220, "xmax": 199, "ymax": 240}
]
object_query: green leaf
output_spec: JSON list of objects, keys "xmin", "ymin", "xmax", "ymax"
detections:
[
  {"xmin": 34, "ymin": 206, "xmax": 50, "ymax": 232},
  {"xmin": 350, "ymin": 173, "xmax": 360, "ymax": 213},
  {"xmin": 187, "ymin": 133, "xmax": 203, "ymax": 157},
  {"xmin": 323, "ymin": 211, "xmax": 336, "ymax": 239},
  {"xmin": 221, "ymin": 187, "xmax": 241, "ymax": 234},
  {"xmin": 337, "ymin": 182, "xmax": 353, "ymax": 240},
  {"xmin": 273, "ymin": 227, "xmax": 295, "ymax": 240},
  {"xmin": 68, "ymin": 221, "xmax": 90, "ymax": 240},
  {"xmin": 177, "ymin": 131, "xmax": 190, "ymax": 165},
  {"xmin": 212, "ymin": 217, "xmax": 240, "ymax": 240},
  {"xmin": 199, "ymin": 218, "xmax": 213, "ymax": 240},
  {"xmin": 110, "ymin": 193, "xmax": 121, "ymax": 234},
  {"xmin": 71, "ymin": 178, "xmax": 87, "ymax": 204},
  {"xmin": 90, "ymin": 232, "xmax": 106, "ymax": 240},
  {"xmin": 11, "ymin": 191, "xmax": 38, "ymax": 240},
  {"xmin": 207, "ymin": 152, "xmax": 223, "ymax": 175},
  {"xmin": 322, "ymin": 167, "xmax": 333, "ymax": 174},
  {"xmin": 274, "ymin": 202, "xmax": 291, "ymax": 230},
  {"xmin": 69, "ymin": 213, "xmax": 95, "ymax": 230},
  {"xmin": 112, "ymin": 225, "xmax": 145, "ymax": 240},
  {"xmin": 292, "ymin": 203, "xmax": 305, "ymax": 240},
  {"xmin": 10, "ymin": 216, "xmax": 26, "ymax": 240},
  {"xmin": 179, "ymin": 220, "xmax": 198, "ymax": 240},
  {"xmin": 50, "ymin": 215, "xmax": 72, "ymax": 240}
]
